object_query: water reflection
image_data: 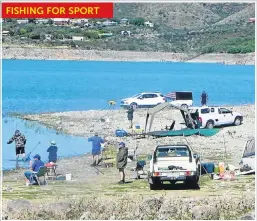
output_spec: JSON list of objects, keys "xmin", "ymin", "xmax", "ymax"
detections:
[{"xmin": 3, "ymin": 117, "xmax": 91, "ymax": 170}]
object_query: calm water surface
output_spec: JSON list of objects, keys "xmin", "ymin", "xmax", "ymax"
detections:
[{"xmin": 2, "ymin": 59, "xmax": 255, "ymax": 169}]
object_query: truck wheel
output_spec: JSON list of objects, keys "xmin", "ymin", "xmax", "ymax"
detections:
[
  {"xmin": 234, "ymin": 117, "xmax": 241, "ymax": 126},
  {"xmin": 185, "ymin": 180, "xmax": 198, "ymax": 189},
  {"xmin": 149, "ymin": 183, "xmax": 158, "ymax": 190},
  {"xmin": 206, "ymin": 120, "xmax": 214, "ymax": 129}
]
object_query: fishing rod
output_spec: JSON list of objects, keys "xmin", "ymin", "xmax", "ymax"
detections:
[{"xmin": 24, "ymin": 141, "xmax": 41, "ymax": 161}]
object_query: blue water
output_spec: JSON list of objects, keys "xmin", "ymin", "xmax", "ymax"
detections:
[
  {"xmin": 2, "ymin": 59, "xmax": 255, "ymax": 169},
  {"xmin": 2, "ymin": 117, "xmax": 88, "ymax": 170}
]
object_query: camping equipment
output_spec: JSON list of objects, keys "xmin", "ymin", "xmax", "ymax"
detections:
[
  {"xmin": 214, "ymin": 164, "xmax": 219, "ymax": 173},
  {"xmin": 115, "ymin": 129, "xmax": 128, "ymax": 137},
  {"xmin": 201, "ymin": 162, "xmax": 215, "ymax": 174},
  {"xmin": 144, "ymin": 102, "xmax": 196, "ymax": 133},
  {"xmin": 219, "ymin": 162, "xmax": 225, "ymax": 174},
  {"xmin": 240, "ymin": 138, "xmax": 255, "ymax": 171},
  {"xmin": 32, "ymin": 166, "xmax": 48, "ymax": 186},
  {"xmin": 147, "ymin": 128, "xmax": 220, "ymax": 137}
]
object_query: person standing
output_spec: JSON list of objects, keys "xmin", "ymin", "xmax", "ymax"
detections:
[
  {"xmin": 7, "ymin": 130, "xmax": 27, "ymax": 160},
  {"xmin": 47, "ymin": 141, "xmax": 58, "ymax": 163},
  {"xmin": 127, "ymin": 105, "xmax": 134, "ymax": 128},
  {"xmin": 201, "ymin": 91, "xmax": 208, "ymax": 106},
  {"xmin": 116, "ymin": 142, "xmax": 128, "ymax": 184},
  {"xmin": 24, "ymin": 154, "xmax": 44, "ymax": 186},
  {"xmin": 88, "ymin": 132, "xmax": 104, "ymax": 166}
]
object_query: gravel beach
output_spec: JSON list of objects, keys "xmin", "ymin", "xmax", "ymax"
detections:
[
  {"xmin": 2, "ymin": 104, "xmax": 255, "ymax": 220},
  {"xmin": 2, "ymin": 47, "xmax": 255, "ymax": 65}
]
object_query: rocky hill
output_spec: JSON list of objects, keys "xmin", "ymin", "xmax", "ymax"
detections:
[
  {"xmin": 114, "ymin": 3, "xmax": 254, "ymax": 29},
  {"xmin": 2, "ymin": 3, "xmax": 255, "ymax": 54}
]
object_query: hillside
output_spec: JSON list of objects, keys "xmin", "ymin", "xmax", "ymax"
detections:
[
  {"xmin": 114, "ymin": 3, "xmax": 254, "ymax": 29},
  {"xmin": 2, "ymin": 3, "xmax": 255, "ymax": 54}
]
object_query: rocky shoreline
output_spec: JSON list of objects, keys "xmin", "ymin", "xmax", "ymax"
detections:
[
  {"xmin": 2, "ymin": 46, "xmax": 255, "ymax": 65},
  {"xmin": 2, "ymin": 104, "xmax": 255, "ymax": 220}
]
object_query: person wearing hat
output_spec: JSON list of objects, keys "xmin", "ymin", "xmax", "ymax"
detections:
[
  {"xmin": 88, "ymin": 132, "xmax": 105, "ymax": 166},
  {"xmin": 7, "ymin": 129, "xmax": 27, "ymax": 160},
  {"xmin": 24, "ymin": 154, "xmax": 44, "ymax": 186},
  {"xmin": 47, "ymin": 141, "xmax": 58, "ymax": 163},
  {"xmin": 116, "ymin": 142, "xmax": 128, "ymax": 184}
]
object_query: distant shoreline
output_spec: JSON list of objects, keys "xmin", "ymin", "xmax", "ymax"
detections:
[{"xmin": 2, "ymin": 46, "xmax": 255, "ymax": 65}]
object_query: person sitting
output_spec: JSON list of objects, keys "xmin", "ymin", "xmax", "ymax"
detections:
[
  {"xmin": 47, "ymin": 141, "xmax": 58, "ymax": 163},
  {"xmin": 24, "ymin": 154, "xmax": 44, "ymax": 186}
]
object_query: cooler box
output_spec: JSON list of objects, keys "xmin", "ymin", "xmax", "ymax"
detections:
[
  {"xmin": 201, "ymin": 162, "xmax": 215, "ymax": 174},
  {"xmin": 115, "ymin": 129, "xmax": 128, "ymax": 137}
]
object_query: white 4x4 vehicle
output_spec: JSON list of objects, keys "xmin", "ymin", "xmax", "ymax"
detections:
[
  {"xmin": 120, "ymin": 92, "xmax": 165, "ymax": 108},
  {"xmin": 189, "ymin": 106, "xmax": 243, "ymax": 129},
  {"xmin": 148, "ymin": 145, "xmax": 200, "ymax": 190}
]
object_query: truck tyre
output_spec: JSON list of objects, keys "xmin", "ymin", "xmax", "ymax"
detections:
[
  {"xmin": 206, "ymin": 120, "xmax": 214, "ymax": 129},
  {"xmin": 149, "ymin": 183, "xmax": 158, "ymax": 190},
  {"xmin": 234, "ymin": 117, "xmax": 241, "ymax": 126}
]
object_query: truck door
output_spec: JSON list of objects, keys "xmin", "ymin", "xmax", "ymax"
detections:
[{"xmin": 218, "ymin": 108, "xmax": 234, "ymax": 125}]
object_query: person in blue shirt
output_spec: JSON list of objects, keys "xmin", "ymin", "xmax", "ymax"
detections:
[
  {"xmin": 47, "ymin": 141, "xmax": 58, "ymax": 163},
  {"xmin": 88, "ymin": 132, "xmax": 104, "ymax": 167},
  {"xmin": 24, "ymin": 154, "xmax": 44, "ymax": 186}
]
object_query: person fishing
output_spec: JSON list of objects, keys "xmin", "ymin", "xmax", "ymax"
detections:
[
  {"xmin": 24, "ymin": 154, "xmax": 44, "ymax": 186},
  {"xmin": 88, "ymin": 132, "xmax": 105, "ymax": 167},
  {"xmin": 47, "ymin": 141, "xmax": 58, "ymax": 163},
  {"xmin": 201, "ymin": 91, "xmax": 208, "ymax": 106},
  {"xmin": 116, "ymin": 142, "xmax": 128, "ymax": 184},
  {"xmin": 127, "ymin": 104, "xmax": 134, "ymax": 128},
  {"xmin": 7, "ymin": 130, "xmax": 27, "ymax": 160}
]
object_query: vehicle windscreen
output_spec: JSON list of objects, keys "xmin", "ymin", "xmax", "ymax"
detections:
[
  {"xmin": 176, "ymin": 92, "xmax": 193, "ymax": 100},
  {"xmin": 156, "ymin": 146, "xmax": 190, "ymax": 157},
  {"xmin": 132, "ymin": 93, "xmax": 141, "ymax": 98}
]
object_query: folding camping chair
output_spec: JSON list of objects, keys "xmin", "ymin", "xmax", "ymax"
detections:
[
  {"xmin": 32, "ymin": 166, "xmax": 48, "ymax": 186},
  {"xmin": 46, "ymin": 164, "xmax": 58, "ymax": 180}
]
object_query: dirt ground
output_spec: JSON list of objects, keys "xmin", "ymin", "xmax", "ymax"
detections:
[{"xmin": 2, "ymin": 104, "xmax": 255, "ymax": 220}]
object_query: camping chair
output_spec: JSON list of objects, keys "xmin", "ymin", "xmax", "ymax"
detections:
[
  {"xmin": 132, "ymin": 125, "xmax": 144, "ymax": 137},
  {"xmin": 46, "ymin": 164, "xmax": 58, "ymax": 180},
  {"xmin": 32, "ymin": 166, "xmax": 48, "ymax": 186}
]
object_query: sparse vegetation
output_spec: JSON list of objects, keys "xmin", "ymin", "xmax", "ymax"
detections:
[{"xmin": 2, "ymin": 3, "xmax": 255, "ymax": 54}]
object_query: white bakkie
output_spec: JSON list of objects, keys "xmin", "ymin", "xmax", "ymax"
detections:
[
  {"xmin": 189, "ymin": 106, "xmax": 243, "ymax": 129},
  {"xmin": 148, "ymin": 144, "xmax": 200, "ymax": 190}
]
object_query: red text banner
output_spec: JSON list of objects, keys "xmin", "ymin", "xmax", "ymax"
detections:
[{"xmin": 1, "ymin": 2, "xmax": 114, "ymax": 18}]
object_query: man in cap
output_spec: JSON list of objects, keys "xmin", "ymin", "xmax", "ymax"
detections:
[
  {"xmin": 201, "ymin": 91, "xmax": 208, "ymax": 106},
  {"xmin": 88, "ymin": 132, "xmax": 105, "ymax": 166},
  {"xmin": 24, "ymin": 154, "xmax": 44, "ymax": 186},
  {"xmin": 7, "ymin": 130, "xmax": 27, "ymax": 160},
  {"xmin": 116, "ymin": 142, "xmax": 128, "ymax": 184},
  {"xmin": 47, "ymin": 141, "xmax": 58, "ymax": 163}
]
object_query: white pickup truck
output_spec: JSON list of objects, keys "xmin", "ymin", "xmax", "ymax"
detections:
[
  {"xmin": 188, "ymin": 106, "xmax": 243, "ymax": 129},
  {"xmin": 148, "ymin": 144, "xmax": 200, "ymax": 190}
]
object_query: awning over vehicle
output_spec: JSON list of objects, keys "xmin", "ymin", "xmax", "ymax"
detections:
[{"xmin": 144, "ymin": 103, "xmax": 195, "ymax": 133}]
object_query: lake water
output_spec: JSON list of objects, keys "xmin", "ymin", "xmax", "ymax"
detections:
[{"xmin": 2, "ymin": 59, "xmax": 255, "ymax": 169}]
